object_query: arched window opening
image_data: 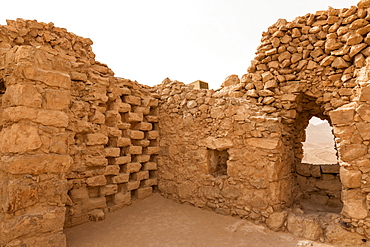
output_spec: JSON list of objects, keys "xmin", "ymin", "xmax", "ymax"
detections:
[
  {"xmin": 296, "ymin": 116, "xmax": 342, "ymax": 214},
  {"xmin": 302, "ymin": 117, "xmax": 338, "ymax": 164}
]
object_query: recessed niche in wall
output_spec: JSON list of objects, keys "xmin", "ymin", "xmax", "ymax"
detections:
[{"xmin": 207, "ymin": 149, "xmax": 228, "ymax": 176}]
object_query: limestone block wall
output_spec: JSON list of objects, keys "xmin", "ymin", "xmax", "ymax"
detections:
[
  {"xmin": 296, "ymin": 163, "xmax": 342, "ymax": 211},
  {"xmin": 155, "ymin": 1, "xmax": 370, "ymax": 242},
  {"xmin": 156, "ymin": 79, "xmax": 293, "ymax": 220},
  {"xmin": 0, "ymin": 19, "xmax": 159, "ymax": 246},
  {"xmin": 0, "ymin": 44, "xmax": 72, "ymax": 246}
]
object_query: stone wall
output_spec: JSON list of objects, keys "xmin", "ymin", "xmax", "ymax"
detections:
[
  {"xmin": 296, "ymin": 163, "xmax": 342, "ymax": 212},
  {"xmin": 0, "ymin": 19, "xmax": 159, "ymax": 246},
  {"xmin": 155, "ymin": 1, "xmax": 370, "ymax": 244}
]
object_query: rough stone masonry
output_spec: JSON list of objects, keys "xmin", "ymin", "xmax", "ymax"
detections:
[{"xmin": 3, "ymin": 0, "xmax": 370, "ymax": 246}]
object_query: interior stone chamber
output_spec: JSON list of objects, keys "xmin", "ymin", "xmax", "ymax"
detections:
[{"xmin": 2, "ymin": 1, "xmax": 370, "ymax": 246}]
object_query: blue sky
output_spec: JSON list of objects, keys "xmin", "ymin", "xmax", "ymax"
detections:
[{"xmin": 1, "ymin": 0, "xmax": 359, "ymax": 88}]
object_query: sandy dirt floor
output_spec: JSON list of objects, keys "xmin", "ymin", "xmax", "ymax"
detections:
[{"xmin": 64, "ymin": 194, "xmax": 335, "ymax": 247}]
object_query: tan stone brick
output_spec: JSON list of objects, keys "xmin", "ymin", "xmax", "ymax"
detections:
[
  {"xmin": 45, "ymin": 90, "xmax": 71, "ymax": 110},
  {"xmin": 147, "ymin": 131, "xmax": 159, "ymax": 140},
  {"xmin": 105, "ymin": 147, "xmax": 121, "ymax": 157},
  {"xmin": 117, "ymin": 137, "xmax": 131, "ymax": 147},
  {"xmin": 0, "ymin": 123, "xmax": 42, "ymax": 153},
  {"xmin": 100, "ymin": 184, "xmax": 118, "ymax": 196},
  {"xmin": 143, "ymin": 162, "xmax": 157, "ymax": 170},
  {"xmin": 127, "ymin": 181, "xmax": 140, "ymax": 190},
  {"xmin": 70, "ymin": 71, "xmax": 87, "ymax": 81},
  {"xmin": 127, "ymin": 145, "xmax": 142, "ymax": 155},
  {"xmin": 89, "ymin": 197, "xmax": 106, "ymax": 209},
  {"xmin": 0, "ymin": 154, "xmax": 71, "ymax": 175},
  {"xmin": 137, "ymin": 122, "xmax": 153, "ymax": 131},
  {"xmin": 127, "ymin": 112, "xmax": 143, "ymax": 122},
  {"xmin": 130, "ymin": 130, "xmax": 144, "ymax": 139},
  {"xmin": 124, "ymin": 95, "xmax": 141, "ymax": 105},
  {"xmin": 113, "ymin": 192, "xmax": 131, "ymax": 205},
  {"xmin": 104, "ymin": 165, "xmax": 120, "ymax": 175},
  {"xmin": 147, "ymin": 146, "xmax": 160, "ymax": 155},
  {"xmin": 86, "ymin": 133, "xmax": 108, "ymax": 145},
  {"xmin": 86, "ymin": 156, "xmax": 108, "ymax": 167},
  {"xmin": 137, "ymin": 139, "xmax": 150, "ymax": 147},
  {"xmin": 136, "ymin": 155, "xmax": 150, "ymax": 163},
  {"xmin": 136, "ymin": 187, "xmax": 153, "ymax": 199},
  {"xmin": 131, "ymin": 171, "xmax": 149, "ymax": 181},
  {"xmin": 142, "ymin": 178, "xmax": 158, "ymax": 187},
  {"xmin": 112, "ymin": 156, "xmax": 131, "ymax": 165},
  {"xmin": 146, "ymin": 115, "xmax": 158, "ymax": 122},
  {"xmin": 119, "ymin": 102, "xmax": 131, "ymax": 113},
  {"xmin": 126, "ymin": 162, "xmax": 142, "ymax": 173},
  {"xmin": 86, "ymin": 175, "xmax": 106, "ymax": 187},
  {"xmin": 2, "ymin": 84, "xmax": 42, "ymax": 108},
  {"xmin": 112, "ymin": 174, "xmax": 129, "ymax": 184}
]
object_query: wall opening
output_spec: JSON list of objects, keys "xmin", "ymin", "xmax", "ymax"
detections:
[
  {"xmin": 207, "ymin": 149, "xmax": 228, "ymax": 176},
  {"xmin": 295, "ymin": 116, "xmax": 342, "ymax": 214}
]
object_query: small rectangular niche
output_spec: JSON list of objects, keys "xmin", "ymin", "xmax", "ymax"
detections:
[{"xmin": 207, "ymin": 149, "xmax": 228, "ymax": 176}]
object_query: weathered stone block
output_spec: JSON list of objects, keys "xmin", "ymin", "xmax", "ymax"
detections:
[
  {"xmin": 105, "ymin": 147, "xmax": 121, "ymax": 157},
  {"xmin": 137, "ymin": 187, "xmax": 153, "ymax": 199},
  {"xmin": 138, "ymin": 122, "xmax": 152, "ymax": 131},
  {"xmin": 2, "ymin": 84, "xmax": 42, "ymax": 107},
  {"xmin": 45, "ymin": 90, "xmax": 70, "ymax": 110},
  {"xmin": 321, "ymin": 164, "xmax": 339, "ymax": 173},
  {"xmin": 104, "ymin": 165, "xmax": 120, "ymax": 175},
  {"xmin": 86, "ymin": 133, "xmax": 108, "ymax": 145},
  {"xmin": 88, "ymin": 197, "xmax": 106, "ymax": 209},
  {"xmin": 146, "ymin": 115, "xmax": 158, "ymax": 122},
  {"xmin": 266, "ymin": 211, "xmax": 288, "ymax": 231},
  {"xmin": 142, "ymin": 178, "xmax": 158, "ymax": 187},
  {"xmin": 0, "ymin": 122, "xmax": 41, "ymax": 153},
  {"xmin": 3, "ymin": 179, "xmax": 39, "ymax": 213},
  {"xmin": 0, "ymin": 154, "xmax": 72, "ymax": 175},
  {"xmin": 126, "ymin": 162, "xmax": 142, "ymax": 173},
  {"xmin": 138, "ymin": 139, "xmax": 150, "ymax": 147},
  {"xmin": 124, "ymin": 95, "xmax": 141, "ymax": 105},
  {"xmin": 147, "ymin": 131, "xmax": 159, "ymax": 140},
  {"xmin": 112, "ymin": 156, "xmax": 131, "ymax": 165},
  {"xmin": 119, "ymin": 102, "xmax": 131, "ymax": 113},
  {"xmin": 147, "ymin": 146, "xmax": 160, "ymax": 155},
  {"xmin": 127, "ymin": 181, "xmax": 140, "ymax": 190},
  {"xmin": 357, "ymin": 104, "xmax": 370, "ymax": 122},
  {"xmin": 356, "ymin": 122, "xmax": 370, "ymax": 140},
  {"xmin": 100, "ymin": 184, "xmax": 118, "ymax": 196},
  {"xmin": 338, "ymin": 143, "xmax": 367, "ymax": 161},
  {"xmin": 296, "ymin": 163, "xmax": 311, "ymax": 177},
  {"xmin": 130, "ymin": 130, "xmax": 144, "ymax": 139},
  {"xmin": 69, "ymin": 186, "xmax": 89, "ymax": 202},
  {"xmin": 340, "ymin": 167, "xmax": 362, "ymax": 188},
  {"xmin": 127, "ymin": 112, "xmax": 143, "ymax": 122},
  {"xmin": 117, "ymin": 137, "xmax": 131, "ymax": 147},
  {"xmin": 246, "ymin": 138, "xmax": 281, "ymax": 149},
  {"xmin": 127, "ymin": 145, "xmax": 142, "ymax": 155},
  {"xmin": 143, "ymin": 162, "xmax": 157, "ymax": 170},
  {"xmin": 86, "ymin": 175, "xmax": 106, "ymax": 187},
  {"xmin": 113, "ymin": 192, "xmax": 131, "ymax": 205},
  {"xmin": 70, "ymin": 71, "xmax": 87, "ymax": 81},
  {"xmin": 86, "ymin": 156, "xmax": 108, "ymax": 167},
  {"xmin": 112, "ymin": 174, "xmax": 129, "ymax": 184},
  {"xmin": 329, "ymin": 104, "xmax": 355, "ymax": 125},
  {"xmin": 341, "ymin": 188, "xmax": 368, "ymax": 219},
  {"xmin": 131, "ymin": 171, "xmax": 149, "ymax": 181},
  {"xmin": 136, "ymin": 155, "xmax": 150, "ymax": 163},
  {"xmin": 287, "ymin": 213, "xmax": 323, "ymax": 240}
]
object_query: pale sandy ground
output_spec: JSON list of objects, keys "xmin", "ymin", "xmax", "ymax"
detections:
[{"xmin": 65, "ymin": 194, "xmax": 334, "ymax": 247}]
